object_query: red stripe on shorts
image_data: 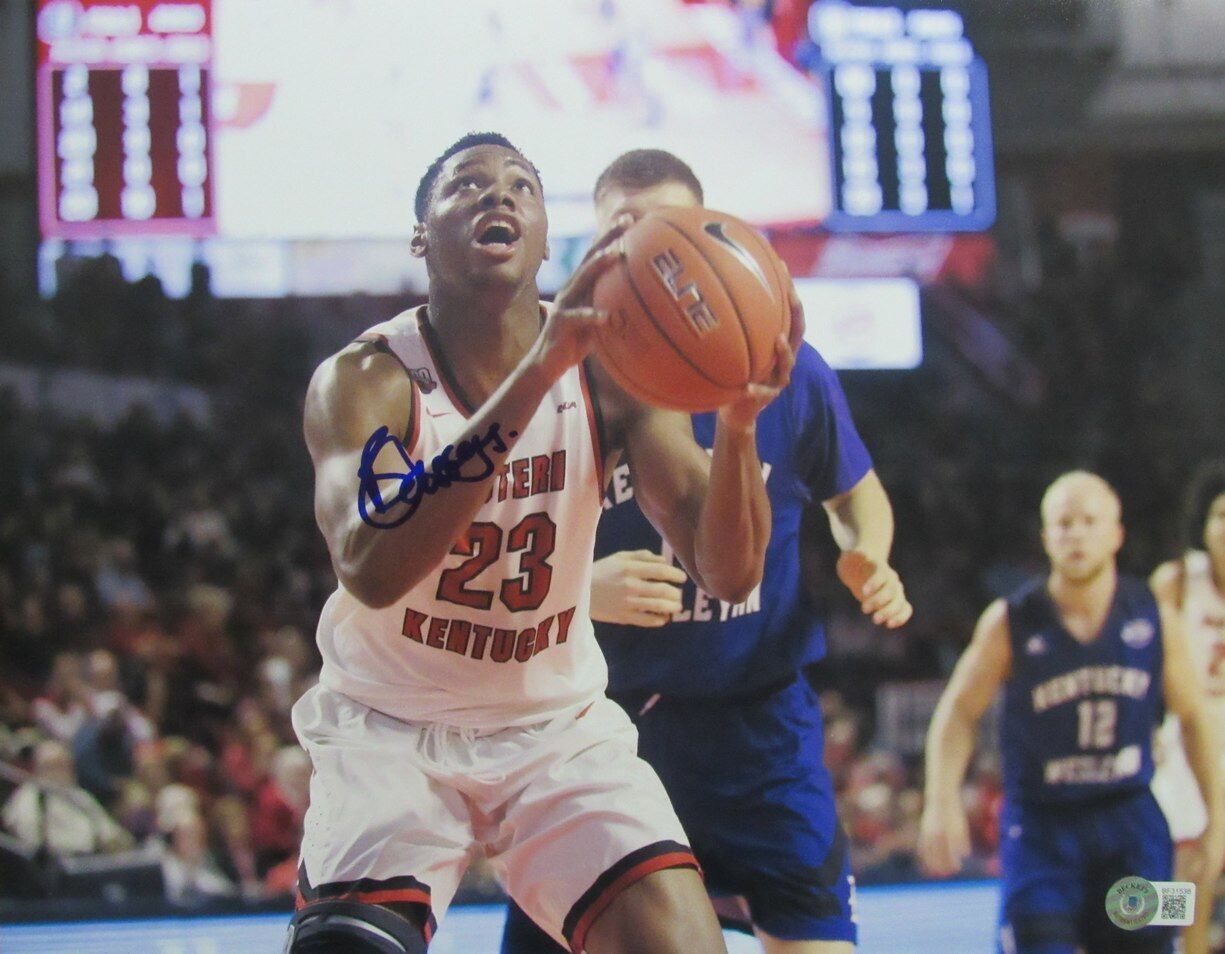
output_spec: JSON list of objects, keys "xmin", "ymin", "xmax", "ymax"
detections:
[
  {"xmin": 567, "ymin": 850, "xmax": 700, "ymax": 954},
  {"xmin": 296, "ymin": 865, "xmax": 436, "ymax": 941}
]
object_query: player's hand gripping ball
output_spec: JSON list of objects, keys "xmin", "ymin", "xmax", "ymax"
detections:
[{"xmin": 592, "ymin": 207, "xmax": 792, "ymax": 412}]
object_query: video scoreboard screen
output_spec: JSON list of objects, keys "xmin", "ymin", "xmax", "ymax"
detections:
[
  {"xmin": 36, "ymin": 0, "xmax": 834, "ymax": 244},
  {"xmin": 811, "ymin": 3, "xmax": 996, "ymax": 232},
  {"xmin": 36, "ymin": 0, "xmax": 215, "ymax": 238}
]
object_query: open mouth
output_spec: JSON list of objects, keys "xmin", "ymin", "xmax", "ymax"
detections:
[{"xmin": 476, "ymin": 222, "xmax": 520, "ymax": 248}]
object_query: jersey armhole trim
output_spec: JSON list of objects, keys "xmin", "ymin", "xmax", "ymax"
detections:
[{"xmin": 579, "ymin": 360, "xmax": 608, "ymax": 506}]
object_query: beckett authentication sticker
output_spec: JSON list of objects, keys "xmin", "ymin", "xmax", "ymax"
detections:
[{"xmin": 1106, "ymin": 877, "xmax": 1195, "ymax": 930}]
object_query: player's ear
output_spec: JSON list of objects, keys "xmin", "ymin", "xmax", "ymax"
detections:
[{"xmin": 410, "ymin": 223, "xmax": 428, "ymax": 259}]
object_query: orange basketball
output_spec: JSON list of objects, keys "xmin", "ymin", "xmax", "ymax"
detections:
[{"xmin": 592, "ymin": 206, "xmax": 791, "ymax": 413}]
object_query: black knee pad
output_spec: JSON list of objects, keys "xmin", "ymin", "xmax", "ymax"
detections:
[{"xmin": 284, "ymin": 899, "xmax": 428, "ymax": 954}]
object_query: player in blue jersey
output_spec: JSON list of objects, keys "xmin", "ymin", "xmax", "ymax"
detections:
[
  {"xmin": 501, "ymin": 150, "xmax": 912, "ymax": 953},
  {"xmin": 919, "ymin": 471, "xmax": 1225, "ymax": 954}
]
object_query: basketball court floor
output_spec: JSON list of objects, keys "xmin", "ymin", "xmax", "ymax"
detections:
[{"xmin": 1, "ymin": 880, "xmax": 997, "ymax": 952}]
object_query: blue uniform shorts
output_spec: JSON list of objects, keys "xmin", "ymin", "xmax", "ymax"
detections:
[
  {"xmin": 629, "ymin": 676, "xmax": 855, "ymax": 943},
  {"xmin": 500, "ymin": 677, "xmax": 854, "ymax": 951},
  {"xmin": 998, "ymin": 788, "xmax": 1173, "ymax": 954}
]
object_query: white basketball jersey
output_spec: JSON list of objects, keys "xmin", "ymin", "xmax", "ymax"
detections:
[
  {"xmin": 1183, "ymin": 549, "xmax": 1225, "ymax": 704},
  {"xmin": 315, "ymin": 306, "xmax": 609, "ymax": 727},
  {"xmin": 1151, "ymin": 549, "xmax": 1225, "ymax": 839}
]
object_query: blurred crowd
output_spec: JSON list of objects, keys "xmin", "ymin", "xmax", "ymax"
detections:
[{"xmin": 0, "ymin": 380, "xmax": 326, "ymax": 907}]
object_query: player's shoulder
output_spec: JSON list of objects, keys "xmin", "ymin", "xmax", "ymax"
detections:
[
  {"xmin": 310, "ymin": 335, "xmax": 409, "ymax": 402},
  {"xmin": 791, "ymin": 340, "xmax": 837, "ymax": 383},
  {"xmin": 304, "ymin": 333, "xmax": 415, "ymax": 450},
  {"xmin": 976, "ymin": 596, "xmax": 1012, "ymax": 636},
  {"xmin": 1002, "ymin": 575, "xmax": 1046, "ymax": 609},
  {"xmin": 773, "ymin": 341, "xmax": 842, "ymax": 419}
]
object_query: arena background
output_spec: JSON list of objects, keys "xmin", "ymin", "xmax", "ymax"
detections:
[{"xmin": 1, "ymin": 0, "xmax": 1224, "ymax": 950}]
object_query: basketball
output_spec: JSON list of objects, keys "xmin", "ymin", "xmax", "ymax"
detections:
[{"xmin": 592, "ymin": 206, "xmax": 791, "ymax": 413}]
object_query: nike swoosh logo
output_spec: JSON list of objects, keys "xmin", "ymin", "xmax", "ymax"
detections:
[
  {"xmin": 703, "ymin": 221, "xmax": 772, "ymax": 292},
  {"xmin": 425, "ymin": 408, "xmax": 451, "ymax": 418}
]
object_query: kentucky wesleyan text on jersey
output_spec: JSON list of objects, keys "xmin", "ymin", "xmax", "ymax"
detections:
[{"xmin": 1002, "ymin": 575, "xmax": 1165, "ymax": 804}]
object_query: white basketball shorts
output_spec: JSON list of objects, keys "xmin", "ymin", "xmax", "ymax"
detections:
[{"xmin": 291, "ymin": 683, "xmax": 698, "ymax": 952}]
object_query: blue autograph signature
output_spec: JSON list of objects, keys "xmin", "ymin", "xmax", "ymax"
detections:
[{"xmin": 357, "ymin": 422, "xmax": 512, "ymax": 528}]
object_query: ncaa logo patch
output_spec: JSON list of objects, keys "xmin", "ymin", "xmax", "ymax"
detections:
[
  {"xmin": 409, "ymin": 367, "xmax": 437, "ymax": 394},
  {"xmin": 1121, "ymin": 618, "xmax": 1155, "ymax": 649},
  {"xmin": 1025, "ymin": 634, "xmax": 1048, "ymax": 656}
]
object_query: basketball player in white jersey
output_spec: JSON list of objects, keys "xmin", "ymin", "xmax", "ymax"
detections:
[
  {"xmin": 284, "ymin": 132, "xmax": 794, "ymax": 954},
  {"xmin": 1152, "ymin": 462, "xmax": 1225, "ymax": 954}
]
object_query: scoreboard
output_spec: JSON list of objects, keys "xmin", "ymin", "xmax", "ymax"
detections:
[
  {"xmin": 811, "ymin": 3, "xmax": 996, "ymax": 232},
  {"xmin": 36, "ymin": 0, "xmax": 214, "ymax": 238},
  {"xmin": 31, "ymin": 0, "xmax": 994, "ymax": 323}
]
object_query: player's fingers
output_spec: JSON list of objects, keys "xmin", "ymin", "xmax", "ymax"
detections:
[
  {"xmin": 629, "ymin": 596, "xmax": 682, "ymax": 618},
  {"xmin": 926, "ymin": 842, "xmax": 957, "ymax": 878},
  {"xmin": 631, "ymin": 559, "xmax": 688, "ymax": 585},
  {"xmin": 632, "ymin": 581, "xmax": 684, "ymax": 605},
  {"xmin": 927, "ymin": 849, "xmax": 954, "ymax": 879},
  {"xmin": 785, "ymin": 271, "xmax": 807, "ymax": 354},
  {"xmin": 556, "ymin": 241, "xmax": 624, "ymax": 308},
  {"xmin": 874, "ymin": 597, "xmax": 914, "ymax": 629},
  {"xmin": 553, "ymin": 307, "xmax": 609, "ymax": 332},
  {"xmin": 864, "ymin": 590, "xmax": 905, "ymax": 622},
  {"xmin": 858, "ymin": 568, "xmax": 891, "ymax": 602},
  {"xmin": 861, "ymin": 571, "xmax": 902, "ymax": 610},
  {"xmin": 918, "ymin": 835, "xmax": 951, "ymax": 878},
  {"xmin": 620, "ymin": 609, "xmax": 672, "ymax": 628},
  {"xmin": 767, "ymin": 334, "xmax": 796, "ymax": 389},
  {"xmin": 741, "ymin": 381, "xmax": 783, "ymax": 406},
  {"xmin": 584, "ymin": 213, "xmax": 635, "ymax": 261}
]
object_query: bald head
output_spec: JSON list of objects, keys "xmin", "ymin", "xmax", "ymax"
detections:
[
  {"xmin": 1041, "ymin": 471, "xmax": 1122, "ymax": 526},
  {"xmin": 1040, "ymin": 471, "xmax": 1124, "ymax": 583}
]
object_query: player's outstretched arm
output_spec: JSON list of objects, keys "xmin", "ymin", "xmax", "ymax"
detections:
[
  {"xmin": 683, "ymin": 332, "xmax": 794, "ymax": 599},
  {"xmin": 590, "ymin": 368, "xmax": 773, "ymax": 603},
  {"xmin": 823, "ymin": 469, "xmax": 913, "ymax": 628},
  {"xmin": 1158, "ymin": 600, "xmax": 1225, "ymax": 886},
  {"xmin": 919, "ymin": 599, "xmax": 1011, "ymax": 878},
  {"xmin": 611, "ymin": 400, "xmax": 768, "ymax": 603}
]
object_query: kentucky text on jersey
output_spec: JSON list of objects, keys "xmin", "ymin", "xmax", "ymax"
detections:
[
  {"xmin": 400, "ymin": 606, "xmax": 577, "ymax": 663},
  {"xmin": 1031, "ymin": 666, "xmax": 1152, "ymax": 713}
]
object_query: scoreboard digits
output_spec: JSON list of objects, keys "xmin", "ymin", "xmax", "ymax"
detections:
[
  {"xmin": 37, "ymin": 0, "xmax": 215, "ymax": 238},
  {"xmin": 812, "ymin": 3, "xmax": 995, "ymax": 232}
]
